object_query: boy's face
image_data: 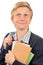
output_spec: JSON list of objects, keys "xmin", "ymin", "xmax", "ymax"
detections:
[{"xmin": 11, "ymin": 7, "xmax": 31, "ymax": 30}]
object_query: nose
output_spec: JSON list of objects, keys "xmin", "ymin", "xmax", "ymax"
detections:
[{"xmin": 20, "ymin": 15, "xmax": 25, "ymax": 21}]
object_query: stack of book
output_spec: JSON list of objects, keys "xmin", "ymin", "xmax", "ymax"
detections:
[{"xmin": 12, "ymin": 41, "xmax": 34, "ymax": 65}]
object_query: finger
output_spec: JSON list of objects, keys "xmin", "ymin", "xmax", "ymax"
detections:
[
  {"xmin": 8, "ymin": 50, "xmax": 10, "ymax": 53},
  {"xmin": 4, "ymin": 38, "xmax": 9, "ymax": 44},
  {"xmin": 7, "ymin": 35, "xmax": 13, "ymax": 41},
  {"xmin": 5, "ymin": 38, "xmax": 12, "ymax": 45},
  {"xmin": 5, "ymin": 54, "xmax": 8, "ymax": 63},
  {"xmin": 8, "ymin": 50, "xmax": 12, "ymax": 54},
  {"xmin": 5, "ymin": 53, "xmax": 8, "ymax": 58}
]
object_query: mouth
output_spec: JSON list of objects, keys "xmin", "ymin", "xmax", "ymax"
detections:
[
  {"xmin": 18, "ymin": 23, "xmax": 25, "ymax": 24},
  {"xmin": 18, "ymin": 21, "xmax": 26, "ymax": 24}
]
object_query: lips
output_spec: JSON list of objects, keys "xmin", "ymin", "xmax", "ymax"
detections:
[
  {"xmin": 18, "ymin": 21, "xmax": 26, "ymax": 24},
  {"xmin": 19, "ymin": 23, "xmax": 25, "ymax": 24}
]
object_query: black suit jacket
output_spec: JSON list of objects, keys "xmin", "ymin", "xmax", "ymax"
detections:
[{"xmin": 0, "ymin": 32, "xmax": 43, "ymax": 65}]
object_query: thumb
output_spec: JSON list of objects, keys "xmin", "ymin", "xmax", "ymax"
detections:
[{"xmin": 8, "ymin": 50, "xmax": 11, "ymax": 53}]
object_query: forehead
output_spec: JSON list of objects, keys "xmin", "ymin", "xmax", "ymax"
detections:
[{"xmin": 14, "ymin": 7, "xmax": 31, "ymax": 13}]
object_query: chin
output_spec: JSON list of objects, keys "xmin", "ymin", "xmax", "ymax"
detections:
[{"xmin": 18, "ymin": 27, "xmax": 26, "ymax": 30}]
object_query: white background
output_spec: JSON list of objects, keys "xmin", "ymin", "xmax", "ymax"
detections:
[{"xmin": 0, "ymin": 0, "xmax": 43, "ymax": 48}]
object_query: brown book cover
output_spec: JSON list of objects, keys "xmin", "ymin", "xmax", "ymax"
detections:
[{"xmin": 12, "ymin": 41, "xmax": 32, "ymax": 64}]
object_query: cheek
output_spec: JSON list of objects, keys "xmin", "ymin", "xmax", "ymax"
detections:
[
  {"xmin": 27, "ymin": 18, "xmax": 31, "ymax": 24},
  {"xmin": 11, "ymin": 17, "xmax": 16, "ymax": 24}
]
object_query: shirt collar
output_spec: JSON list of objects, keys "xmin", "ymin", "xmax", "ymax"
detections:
[
  {"xmin": 13, "ymin": 30, "xmax": 31, "ymax": 44},
  {"xmin": 21, "ymin": 30, "xmax": 31, "ymax": 44}
]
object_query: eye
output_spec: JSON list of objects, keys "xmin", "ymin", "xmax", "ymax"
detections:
[
  {"xmin": 16, "ymin": 13, "xmax": 21, "ymax": 16},
  {"xmin": 24, "ymin": 14, "xmax": 28, "ymax": 16}
]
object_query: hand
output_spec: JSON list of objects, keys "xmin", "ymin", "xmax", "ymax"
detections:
[
  {"xmin": 5, "ymin": 50, "xmax": 15, "ymax": 65},
  {"xmin": 3, "ymin": 34, "xmax": 13, "ymax": 49}
]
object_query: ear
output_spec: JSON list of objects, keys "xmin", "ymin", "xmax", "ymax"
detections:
[
  {"xmin": 29, "ymin": 18, "xmax": 32, "ymax": 24},
  {"xmin": 11, "ymin": 17, "xmax": 14, "ymax": 24},
  {"xmin": 11, "ymin": 16, "xmax": 13, "ymax": 21}
]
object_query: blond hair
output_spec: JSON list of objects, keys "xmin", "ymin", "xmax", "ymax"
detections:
[{"xmin": 11, "ymin": 2, "xmax": 33, "ymax": 19}]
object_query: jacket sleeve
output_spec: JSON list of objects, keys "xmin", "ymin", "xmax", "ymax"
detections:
[
  {"xmin": 0, "ymin": 42, "xmax": 10, "ymax": 65},
  {"xmin": 29, "ymin": 35, "xmax": 43, "ymax": 65},
  {"xmin": 0, "ymin": 33, "xmax": 10, "ymax": 65},
  {"xmin": 0, "ymin": 33, "xmax": 25, "ymax": 65}
]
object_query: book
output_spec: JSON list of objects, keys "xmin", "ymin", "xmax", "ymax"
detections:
[
  {"xmin": 6, "ymin": 64, "xmax": 9, "ymax": 65},
  {"xmin": 12, "ymin": 41, "xmax": 34, "ymax": 64},
  {"xmin": 26, "ymin": 52, "xmax": 34, "ymax": 65}
]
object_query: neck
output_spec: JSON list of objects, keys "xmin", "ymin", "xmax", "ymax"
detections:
[{"xmin": 16, "ymin": 28, "xmax": 29, "ymax": 41}]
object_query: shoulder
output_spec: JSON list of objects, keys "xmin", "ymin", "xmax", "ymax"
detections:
[
  {"xmin": 30, "ymin": 32, "xmax": 43, "ymax": 50},
  {"xmin": 4, "ymin": 32, "xmax": 15, "ymax": 38},
  {"xmin": 31, "ymin": 32, "xmax": 43, "ymax": 42}
]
